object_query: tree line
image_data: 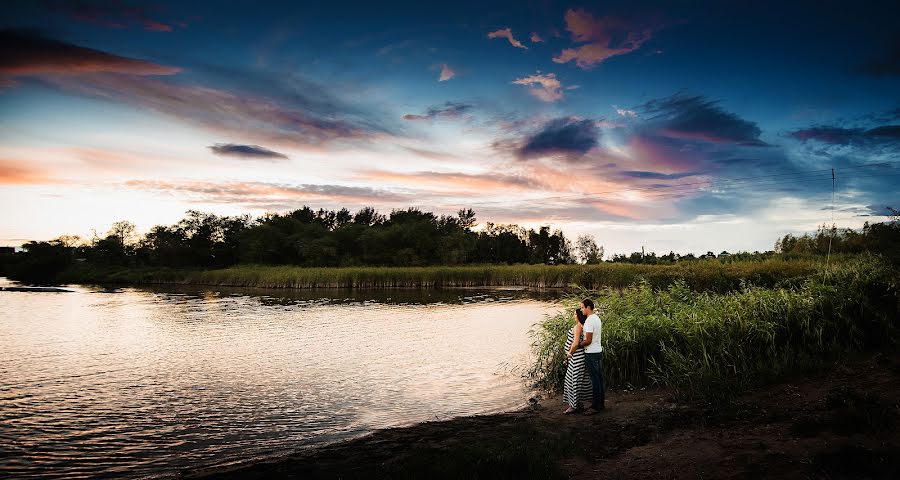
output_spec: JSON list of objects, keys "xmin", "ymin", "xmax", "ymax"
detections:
[
  {"xmin": 2, "ymin": 205, "xmax": 897, "ymax": 283},
  {"xmin": 0, "ymin": 207, "xmax": 599, "ymax": 281}
]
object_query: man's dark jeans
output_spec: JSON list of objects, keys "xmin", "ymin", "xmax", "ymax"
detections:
[{"xmin": 585, "ymin": 352, "xmax": 605, "ymax": 410}]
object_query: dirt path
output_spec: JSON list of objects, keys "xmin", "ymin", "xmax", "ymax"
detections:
[{"xmin": 183, "ymin": 353, "xmax": 900, "ymax": 479}]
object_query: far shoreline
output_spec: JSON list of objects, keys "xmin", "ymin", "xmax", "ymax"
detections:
[{"xmin": 9, "ymin": 258, "xmax": 823, "ymax": 292}]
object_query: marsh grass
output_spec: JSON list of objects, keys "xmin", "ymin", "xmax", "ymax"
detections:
[
  {"xmin": 57, "ymin": 258, "xmax": 819, "ymax": 292},
  {"xmin": 528, "ymin": 255, "xmax": 899, "ymax": 400}
]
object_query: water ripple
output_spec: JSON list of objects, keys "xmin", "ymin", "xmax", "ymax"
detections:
[{"xmin": 1, "ymin": 282, "xmax": 559, "ymax": 478}]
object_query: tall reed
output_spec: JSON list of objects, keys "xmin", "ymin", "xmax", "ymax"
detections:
[
  {"xmin": 528, "ymin": 255, "xmax": 899, "ymax": 400},
  {"xmin": 57, "ymin": 259, "xmax": 820, "ymax": 292}
]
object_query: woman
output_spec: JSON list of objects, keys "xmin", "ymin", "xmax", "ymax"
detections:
[{"xmin": 563, "ymin": 308, "xmax": 592, "ymax": 414}]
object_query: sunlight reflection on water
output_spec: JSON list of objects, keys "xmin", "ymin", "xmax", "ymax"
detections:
[{"xmin": 0, "ymin": 280, "xmax": 560, "ymax": 479}]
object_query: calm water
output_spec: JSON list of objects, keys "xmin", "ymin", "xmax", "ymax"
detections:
[{"xmin": 0, "ymin": 278, "xmax": 560, "ymax": 479}]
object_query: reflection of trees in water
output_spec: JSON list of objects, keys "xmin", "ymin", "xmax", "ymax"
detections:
[{"xmin": 132, "ymin": 284, "xmax": 564, "ymax": 307}]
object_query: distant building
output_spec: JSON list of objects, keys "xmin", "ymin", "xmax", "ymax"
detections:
[{"xmin": 0, "ymin": 246, "xmax": 15, "ymax": 255}]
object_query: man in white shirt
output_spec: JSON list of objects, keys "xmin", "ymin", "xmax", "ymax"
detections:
[{"xmin": 577, "ymin": 298, "xmax": 605, "ymax": 414}]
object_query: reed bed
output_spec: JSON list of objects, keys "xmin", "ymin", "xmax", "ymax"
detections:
[
  {"xmin": 528, "ymin": 255, "xmax": 900, "ymax": 400},
  {"xmin": 58, "ymin": 258, "xmax": 819, "ymax": 292}
]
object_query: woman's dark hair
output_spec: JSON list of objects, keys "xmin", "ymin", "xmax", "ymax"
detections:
[
  {"xmin": 582, "ymin": 298, "xmax": 595, "ymax": 310},
  {"xmin": 575, "ymin": 308, "xmax": 587, "ymax": 324}
]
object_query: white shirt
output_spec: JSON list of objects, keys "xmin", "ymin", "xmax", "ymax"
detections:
[{"xmin": 583, "ymin": 313, "xmax": 602, "ymax": 353}]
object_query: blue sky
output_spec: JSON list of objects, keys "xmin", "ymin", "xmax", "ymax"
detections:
[{"xmin": 1, "ymin": 0, "xmax": 898, "ymax": 255}]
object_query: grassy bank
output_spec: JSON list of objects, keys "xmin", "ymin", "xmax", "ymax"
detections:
[
  {"xmin": 52, "ymin": 258, "xmax": 822, "ymax": 292},
  {"xmin": 529, "ymin": 255, "xmax": 900, "ymax": 400}
]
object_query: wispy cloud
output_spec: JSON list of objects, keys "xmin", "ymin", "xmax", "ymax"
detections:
[
  {"xmin": 552, "ymin": 9, "xmax": 664, "ymax": 69},
  {"xmin": 43, "ymin": 0, "xmax": 182, "ymax": 32},
  {"xmin": 615, "ymin": 107, "xmax": 637, "ymax": 118},
  {"xmin": 0, "ymin": 158, "xmax": 56, "ymax": 184},
  {"xmin": 42, "ymin": 74, "xmax": 386, "ymax": 149},
  {"xmin": 4, "ymin": 31, "xmax": 395, "ymax": 151},
  {"xmin": 124, "ymin": 179, "xmax": 411, "ymax": 208},
  {"xmin": 402, "ymin": 102, "xmax": 472, "ymax": 121},
  {"xmin": 512, "ymin": 73, "xmax": 564, "ymax": 102},
  {"xmin": 361, "ymin": 170, "xmax": 545, "ymax": 193},
  {"xmin": 376, "ymin": 39, "xmax": 416, "ymax": 57},
  {"xmin": 530, "ymin": 32, "xmax": 544, "ymax": 43},
  {"xmin": 401, "ymin": 147, "xmax": 463, "ymax": 161},
  {"xmin": 0, "ymin": 29, "xmax": 180, "ymax": 77},
  {"xmin": 208, "ymin": 143, "xmax": 289, "ymax": 161},
  {"xmin": 789, "ymin": 125, "xmax": 900, "ymax": 145},
  {"xmin": 487, "ymin": 28, "xmax": 527, "ymax": 50}
]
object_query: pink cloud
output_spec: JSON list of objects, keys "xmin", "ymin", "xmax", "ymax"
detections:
[
  {"xmin": 628, "ymin": 135, "xmax": 708, "ymax": 173},
  {"xmin": 530, "ymin": 32, "xmax": 544, "ymax": 43},
  {"xmin": 552, "ymin": 9, "xmax": 661, "ymax": 69},
  {"xmin": 512, "ymin": 73, "xmax": 564, "ymax": 102},
  {"xmin": 438, "ymin": 63, "xmax": 456, "ymax": 81},
  {"xmin": 487, "ymin": 28, "xmax": 528, "ymax": 50},
  {"xmin": 361, "ymin": 170, "xmax": 546, "ymax": 193}
]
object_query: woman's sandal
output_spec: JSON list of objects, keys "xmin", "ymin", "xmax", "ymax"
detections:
[{"xmin": 563, "ymin": 406, "xmax": 581, "ymax": 414}]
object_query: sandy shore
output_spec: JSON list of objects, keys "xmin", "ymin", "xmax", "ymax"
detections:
[{"xmin": 181, "ymin": 353, "xmax": 900, "ymax": 479}]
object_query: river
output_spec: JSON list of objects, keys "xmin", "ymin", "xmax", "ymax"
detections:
[{"xmin": 0, "ymin": 277, "xmax": 561, "ymax": 478}]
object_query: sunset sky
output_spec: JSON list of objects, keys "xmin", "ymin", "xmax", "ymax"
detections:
[{"xmin": 2, "ymin": 0, "xmax": 898, "ymax": 255}]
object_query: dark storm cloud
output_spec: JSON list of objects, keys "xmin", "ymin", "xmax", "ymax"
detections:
[
  {"xmin": 402, "ymin": 102, "xmax": 473, "ymax": 121},
  {"xmin": 636, "ymin": 94, "xmax": 767, "ymax": 146},
  {"xmin": 517, "ymin": 117, "xmax": 599, "ymax": 159},
  {"xmin": 208, "ymin": 143, "xmax": 288, "ymax": 160},
  {"xmin": 0, "ymin": 29, "xmax": 180, "ymax": 77}
]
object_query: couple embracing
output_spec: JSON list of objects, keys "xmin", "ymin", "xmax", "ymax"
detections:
[{"xmin": 563, "ymin": 298, "xmax": 605, "ymax": 415}]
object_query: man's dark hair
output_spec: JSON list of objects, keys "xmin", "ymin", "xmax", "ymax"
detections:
[
  {"xmin": 576, "ymin": 308, "xmax": 587, "ymax": 324},
  {"xmin": 582, "ymin": 298, "xmax": 595, "ymax": 310}
]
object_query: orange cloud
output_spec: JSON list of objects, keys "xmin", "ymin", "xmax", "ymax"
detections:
[
  {"xmin": 487, "ymin": 28, "xmax": 528, "ymax": 50},
  {"xmin": 0, "ymin": 158, "xmax": 56, "ymax": 185},
  {"xmin": 512, "ymin": 73, "xmax": 564, "ymax": 102},
  {"xmin": 552, "ymin": 9, "xmax": 660, "ymax": 69}
]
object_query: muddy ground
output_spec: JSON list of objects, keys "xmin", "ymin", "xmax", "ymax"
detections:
[{"xmin": 183, "ymin": 353, "xmax": 900, "ymax": 479}]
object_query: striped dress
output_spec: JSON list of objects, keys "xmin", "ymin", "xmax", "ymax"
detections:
[{"xmin": 563, "ymin": 326, "xmax": 593, "ymax": 408}]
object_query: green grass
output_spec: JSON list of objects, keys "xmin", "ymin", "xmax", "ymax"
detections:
[
  {"xmin": 55, "ymin": 258, "xmax": 821, "ymax": 292},
  {"xmin": 528, "ymin": 255, "xmax": 900, "ymax": 400}
]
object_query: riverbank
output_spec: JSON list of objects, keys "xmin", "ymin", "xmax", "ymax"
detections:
[
  {"xmin": 50, "ymin": 259, "xmax": 820, "ymax": 292},
  {"xmin": 182, "ymin": 352, "xmax": 900, "ymax": 479}
]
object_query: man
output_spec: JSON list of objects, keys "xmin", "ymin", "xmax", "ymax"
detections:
[{"xmin": 577, "ymin": 298, "xmax": 605, "ymax": 414}]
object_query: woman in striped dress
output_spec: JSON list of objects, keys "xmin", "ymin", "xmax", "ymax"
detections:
[{"xmin": 563, "ymin": 308, "xmax": 592, "ymax": 414}]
